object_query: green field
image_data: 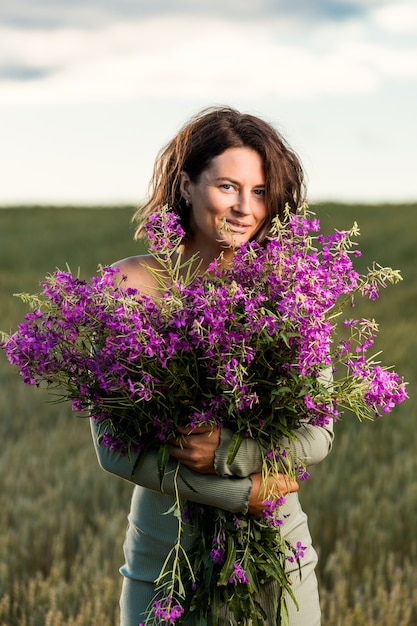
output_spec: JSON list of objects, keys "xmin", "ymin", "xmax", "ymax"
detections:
[{"xmin": 0, "ymin": 204, "xmax": 416, "ymax": 626}]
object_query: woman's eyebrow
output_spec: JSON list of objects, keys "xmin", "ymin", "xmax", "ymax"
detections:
[{"xmin": 213, "ymin": 177, "xmax": 265, "ymax": 187}]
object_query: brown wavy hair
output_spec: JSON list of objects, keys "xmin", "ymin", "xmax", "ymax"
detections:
[{"xmin": 133, "ymin": 106, "xmax": 306, "ymax": 243}]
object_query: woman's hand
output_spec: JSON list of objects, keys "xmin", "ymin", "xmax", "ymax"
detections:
[
  {"xmin": 169, "ymin": 424, "xmax": 220, "ymax": 474},
  {"xmin": 248, "ymin": 472, "xmax": 299, "ymax": 516},
  {"xmin": 169, "ymin": 426, "xmax": 299, "ymax": 516}
]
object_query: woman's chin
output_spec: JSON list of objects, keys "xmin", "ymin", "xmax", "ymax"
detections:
[{"xmin": 217, "ymin": 232, "xmax": 250, "ymax": 249}]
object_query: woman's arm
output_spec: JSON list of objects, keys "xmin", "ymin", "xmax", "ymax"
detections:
[
  {"xmin": 214, "ymin": 367, "xmax": 335, "ymax": 477},
  {"xmin": 214, "ymin": 420, "xmax": 334, "ymax": 478},
  {"xmin": 90, "ymin": 419, "xmax": 297, "ymax": 515},
  {"xmin": 169, "ymin": 411, "xmax": 334, "ymax": 478}
]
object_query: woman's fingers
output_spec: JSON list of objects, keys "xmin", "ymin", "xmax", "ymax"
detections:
[
  {"xmin": 169, "ymin": 425, "xmax": 221, "ymax": 474},
  {"xmin": 175, "ymin": 423, "xmax": 214, "ymax": 436},
  {"xmin": 272, "ymin": 473, "xmax": 299, "ymax": 495},
  {"xmin": 248, "ymin": 472, "xmax": 299, "ymax": 516}
]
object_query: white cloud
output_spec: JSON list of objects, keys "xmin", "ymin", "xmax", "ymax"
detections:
[
  {"xmin": 345, "ymin": 41, "xmax": 417, "ymax": 79},
  {"xmin": 2, "ymin": 14, "xmax": 416, "ymax": 107},
  {"xmin": 372, "ymin": 2, "xmax": 417, "ymax": 33}
]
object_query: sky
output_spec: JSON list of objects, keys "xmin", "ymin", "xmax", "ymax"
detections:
[{"xmin": 1, "ymin": 0, "xmax": 417, "ymax": 206}]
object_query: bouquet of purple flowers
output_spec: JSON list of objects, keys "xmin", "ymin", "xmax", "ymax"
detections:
[{"xmin": 1, "ymin": 205, "xmax": 407, "ymax": 625}]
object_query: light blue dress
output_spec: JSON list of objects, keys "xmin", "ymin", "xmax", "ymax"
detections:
[{"xmin": 91, "ymin": 418, "xmax": 333, "ymax": 626}]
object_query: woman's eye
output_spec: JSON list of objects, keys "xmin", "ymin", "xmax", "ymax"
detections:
[
  {"xmin": 221, "ymin": 184, "xmax": 234, "ymax": 191},
  {"xmin": 254, "ymin": 189, "xmax": 265, "ymax": 197}
]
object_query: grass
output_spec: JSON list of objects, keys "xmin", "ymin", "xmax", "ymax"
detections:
[{"xmin": 0, "ymin": 203, "xmax": 416, "ymax": 625}]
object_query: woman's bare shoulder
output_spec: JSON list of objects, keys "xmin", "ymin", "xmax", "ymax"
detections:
[
  {"xmin": 111, "ymin": 255, "xmax": 160, "ymax": 295},
  {"xmin": 112, "ymin": 254, "xmax": 154, "ymax": 273}
]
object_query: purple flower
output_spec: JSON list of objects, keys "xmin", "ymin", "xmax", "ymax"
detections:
[
  {"xmin": 288, "ymin": 541, "xmax": 307, "ymax": 563},
  {"xmin": 228, "ymin": 561, "xmax": 250, "ymax": 585},
  {"xmin": 144, "ymin": 208, "xmax": 185, "ymax": 253},
  {"xmin": 153, "ymin": 597, "xmax": 184, "ymax": 624},
  {"xmin": 261, "ymin": 498, "xmax": 286, "ymax": 527},
  {"xmin": 210, "ymin": 548, "xmax": 226, "ymax": 564},
  {"xmin": 297, "ymin": 465, "xmax": 310, "ymax": 481},
  {"xmin": 362, "ymin": 281, "xmax": 379, "ymax": 301}
]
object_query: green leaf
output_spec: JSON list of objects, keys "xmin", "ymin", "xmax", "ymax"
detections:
[
  {"xmin": 218, "ymin": 536, "xmax": 236, "ymax": 586},
  {"xmin": 157, "ymin": 443, "xmax": 170, "ymax": 491},
  {"xmin": 244, "ymin": 557, "xmax": 260, "ymax": 593},
  {"xmin": 226, "ymin": 432, "xmax": 244, "ymax": 466}
]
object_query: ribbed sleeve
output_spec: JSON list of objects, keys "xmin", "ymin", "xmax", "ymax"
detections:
[
  {"xmin": 214, "ymin": 421, "xmax": 334, "ymax": 478},
  {"xmin": 90, "ymin": 420, "xmax": 252, "ymax": 514}
]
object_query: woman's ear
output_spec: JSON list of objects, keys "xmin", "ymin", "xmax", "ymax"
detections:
[{"xmin": 179, "ymin": 171, "xmax": 192, "ymax": 204}]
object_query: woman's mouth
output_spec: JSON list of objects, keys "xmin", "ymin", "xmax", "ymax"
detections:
[{"xmin": 224, "ymin": 219, "xmax": 251, "ymax": 234}]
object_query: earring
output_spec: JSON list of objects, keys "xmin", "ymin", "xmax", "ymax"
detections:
[{"xmin": 186, "ymin": 199, "xmax": 191, "ymax": 208}]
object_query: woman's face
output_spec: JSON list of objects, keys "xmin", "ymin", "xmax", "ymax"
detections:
[{"xmin": 180, "ymin": 147, "xmax": 267, "ymax": 258}]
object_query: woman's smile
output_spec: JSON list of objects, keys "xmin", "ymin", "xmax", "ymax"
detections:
[{"xmin": 224, "ymin": 218, "xmax": 252, "ymax": 233}]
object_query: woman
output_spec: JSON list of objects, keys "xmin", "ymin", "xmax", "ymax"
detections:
[{"xmin": 91, "ymin": 106, "xmax": 334, "ymax": 625}]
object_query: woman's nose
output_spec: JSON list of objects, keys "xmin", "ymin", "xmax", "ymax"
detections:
[{"xmin": 235, "ymin": 190, "xmax": 251, "ymax": 214}]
